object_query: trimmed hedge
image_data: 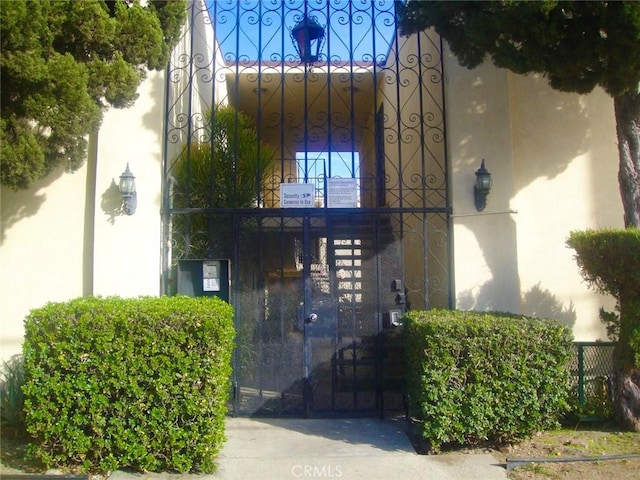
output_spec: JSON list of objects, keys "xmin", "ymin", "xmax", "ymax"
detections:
[
  {"xmin": 567, "ymin": 229, "xmax": 640, "ymax": 431},
  {"xmin": 404, "ymin": 310, "xmax": 573, "ymax": 451},
  {"xmin": 567, "ymin": 228, "xmax": 640, "ymax": 369},
  {"xmin": 22, "ymin": 296, "xmax": 235, "ymax": 473}
]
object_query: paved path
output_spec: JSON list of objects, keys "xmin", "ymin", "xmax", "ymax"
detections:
[{"xmin": 110, "ymin": 417, "xmax": 508, "ymax": 480}]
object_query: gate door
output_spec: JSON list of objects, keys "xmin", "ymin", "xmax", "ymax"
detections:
[{"xmin": 233, "ymin": 213, "xmax": 401, "ymax": 416}]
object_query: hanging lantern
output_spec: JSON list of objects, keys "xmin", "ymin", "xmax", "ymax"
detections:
[{"xmin": 291, "ymin": 14, "xmax": 325, "ymax": 64}]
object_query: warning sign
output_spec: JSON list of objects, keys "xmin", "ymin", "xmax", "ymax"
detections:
[{"xmin": 280, "ymin": 183, "xmax": 315, "ymax": 208}]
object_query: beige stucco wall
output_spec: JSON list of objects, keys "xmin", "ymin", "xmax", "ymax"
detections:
[
  {"xmin": 446, "ymin": 52, "xmax": 521, "ymax": 314},
  {"xmin": 1, "ymin": 163, "xmax": 89, "ymax": 361},
  {"xmin": 0, "ymin": 72, "xmax": 165, "ymax": 363},
  {"xmin": 445, "ymin": 47, "xmax": 623, "ymax": 341},
  {"xmin": 91, "ymin": 71, "xmax": 165, "ymax": 297},
  {"xmin": 508, "ymin": 73, "xmax": 623, "ymax": 340}
]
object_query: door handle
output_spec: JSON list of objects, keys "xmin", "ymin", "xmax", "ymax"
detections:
[{"xmin": 307, "ymin": 313, "xmax": 318, "ymax": 323}]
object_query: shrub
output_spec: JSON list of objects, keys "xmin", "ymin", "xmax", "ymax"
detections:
[
  {"xmin": 404, "ymin": 309, "xmax": 573, "ymax": 451},
  {"xmin": 22, "ymin": 295, "xmax": 235, "ymax": 473},
  {"xmin": 1, "ymin": 355, "xmax": 26, "ymax": 435},
  {"xmin": 567, "ymin": 375, "xmax": 615, "ymax": 421},
  {"xmin": 567, "ymin": 229, "xmax": 640, "ymax": 369},
  {"xmin": 567, "ymin": 229, "xmax": 640, "ymax": 431}
]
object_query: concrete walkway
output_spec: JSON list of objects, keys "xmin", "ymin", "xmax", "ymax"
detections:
[{"xmin": 110, "ymin": 417, "xmax": 508, "ymax": 480}]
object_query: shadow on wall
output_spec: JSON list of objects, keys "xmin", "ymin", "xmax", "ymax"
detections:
[
  {"xmin": 142, "ymin": 72, "xmax": 166, "ymax": 159},
  {"xmin": 451, "ymin": 67, "xmax": 595, "ymax": 333},
  {"xmin": 140, "ymin": 72, "xmax": 166, "ymax": 210},
  {"xmin": 458, "ymin": 281, "xmax": 576, "ymax": 331},
  {"xmin": 508, "ymin": 74, "xmax": 596, "ymax": 186},
  {"xmin": 1, "ymin": 74, "xmax": 167, "ymax": 241},
  {"xmin": 101, "ymin": 179, "xmax": 127, "ymax": 224},
  {"xmin": 0, "ymin": 166, "xmax": 65, "ymax": 244},
  {"xmin": 456, "ymin": 214, "xmax": 522, "ymax": 314},
  {"xmin": 521, "ymin": 282, "xmax": 577, "ymax": 329},
  {"xmin": 452, "ymin": 70, "xmax": 591, "ymax": 189}
]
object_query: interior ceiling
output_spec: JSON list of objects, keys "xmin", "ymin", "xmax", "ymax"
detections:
[
  {"xmin": 212, "ymin": 0, "xmax": 397, "ymax": 154},
  {"xmin": 228, "ymin": 69, "xmax": 377, "ymax": 153}
]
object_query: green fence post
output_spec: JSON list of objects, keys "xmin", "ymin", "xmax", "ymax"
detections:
[{"xmin": 577, "ymin": 343, "xmax": 585, "ymax": 406}]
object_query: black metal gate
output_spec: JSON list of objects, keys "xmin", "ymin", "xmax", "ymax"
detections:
[{"xmin": 162, "ymin": 0, "xmax": 450, "ymax": 417}]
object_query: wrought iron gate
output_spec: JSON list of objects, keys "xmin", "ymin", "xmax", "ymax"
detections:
[{"xmin": 162, "ymin": 0, "xmax": 451, "ymax": 417}]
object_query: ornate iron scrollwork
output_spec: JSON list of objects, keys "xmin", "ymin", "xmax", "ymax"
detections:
[{"xmin": 162, "ymin": 0, "xmax": 450, "ymax": 417}]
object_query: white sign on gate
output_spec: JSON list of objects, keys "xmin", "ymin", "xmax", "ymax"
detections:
[
  {"xmin": 327, "ymin": 177, "xmax": 358, "ymax": 208},
  {"xmin": 280, "ymin": 183, "xmax": 315, "ymax": 208}
]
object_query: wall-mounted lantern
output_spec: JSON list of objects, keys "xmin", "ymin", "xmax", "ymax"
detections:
[
  {"xmin": 119, "ymin": 163, "xmax": 137, "ymax": 215},
  {"xmin": 291, "ymin": 14, "xmax": 325, "ymax": 64},
  {"xmin": 474, "ymin": 159, "xmax": 492, "ymax": 211}
]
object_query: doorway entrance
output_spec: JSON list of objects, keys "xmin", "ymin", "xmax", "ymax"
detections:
[
  {"xmin": 231, "ymin": 213, "xmax": 405, "ymax": 416},
  {"xmin": 162, "ymin": 0, "xmax": 451, "ymax": 417}
]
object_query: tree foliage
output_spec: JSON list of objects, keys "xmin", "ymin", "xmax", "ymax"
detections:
[
  {"xmin": 397, "ymin": 1, "xmax": 640, "ymax": 227},
  {"xmin": 0, "ymin": 0, "xmax": 186, "ymax": 190},
  {"xmin": 398, "ymin": 1, "xmax": 640, "ymax": 97}
]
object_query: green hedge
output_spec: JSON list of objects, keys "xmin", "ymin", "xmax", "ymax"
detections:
[
  {"xmin": 567, "ymin": 229, "xmax": 640, "ymax": 431},
  {"xmin": 567, "ymin": 229, "xmax": 640, "ymax": 369},
  {"xmin": 22, "ymin": 296, "xmax": 235, "ymax": 473},
  {"xmin": 404, "ymin": 310, "xmax": 573, "ymax": 451}
]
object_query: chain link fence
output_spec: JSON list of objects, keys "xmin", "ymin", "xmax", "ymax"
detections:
[{"xmin": 570, "ymin": 342, "xmax": 616, "ymax": 420}]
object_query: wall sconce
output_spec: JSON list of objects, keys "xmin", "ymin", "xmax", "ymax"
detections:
[
  {"xmin": 291, "ymin": 14, "xmax": 325, "ymax": 64},
  {"xmin": 474, "ymin": 159, "xmax": 492, "ymax": 211},
  {"xmin": 119, "ymin": 163, "xmax": 137, "ymax": 215}
]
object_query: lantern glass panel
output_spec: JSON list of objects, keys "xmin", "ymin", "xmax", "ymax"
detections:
[
  {"xmin": 477, "ymin": 174, "xmax": 491, "ymax": 191},
  {"xmin": 120, "ymin": 176, "xmax": 135, "ymax": 195}
]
